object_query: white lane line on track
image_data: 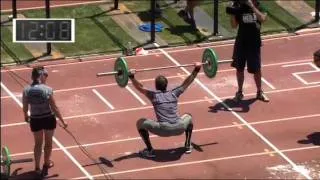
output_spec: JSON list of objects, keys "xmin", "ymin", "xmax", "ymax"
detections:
[
  {"xmin": 0, "ymin": 58, "xmax": 313, "ymax": 99},
  {"xmin": 261, "ymin": 77, "xmax": 276, "ymax": 90},
  {"xmin": 73, "ymin": 146, "xmax": 319, "ymax": 179},
  {"xmin": 282, "ymin": 62, "xmax": 320, "ymax": 70},
  {"xmin": 2, "ymin": 84, "xmax": 320, "ymax": 128},
  {"xmin": 293, "ymin": 73, "xmax": 310, "ymax": 85},
  {"xmin": 156, "ymin": 43, "xmax": 312, "ymax": 179},
  {"xmin": 7, "ymin": 113, "xmax": 320, "ymax": 158},
  {"xmin": 92, "ymin": 89, "xmax": 115, "ymax": 110},
  {"xmin": 125, "ymin": 86, "xmax": 147, "ymax": 105},
  {"xmin": 0, "ymin": 82, "xmax": 94, "ymax": 180}
]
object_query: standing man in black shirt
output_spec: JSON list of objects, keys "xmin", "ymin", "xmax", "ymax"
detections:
[{"xmin": 227, "ymin": 0, "xmax": 269, "ymax": 102}]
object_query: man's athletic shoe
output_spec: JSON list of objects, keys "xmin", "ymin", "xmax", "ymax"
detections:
[
  {"xmin": 233, "ymin": 91, "xmax": 244, "ymax": 103},
  {"xmin": 256, "ymin": 91, "xmax": 269, "ymax": 102},
  {"xmin": 139, "ymin": 148, "xmax": 156, "ymax": 158}
]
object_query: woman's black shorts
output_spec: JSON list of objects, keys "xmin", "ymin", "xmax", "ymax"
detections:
[{"xmin": 30, "ymin": 114, "xmax": 57, "ymax": 132}]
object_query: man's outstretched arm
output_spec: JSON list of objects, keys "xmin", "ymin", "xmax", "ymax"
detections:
[
  {"xmin": 129, "ymin": 70, "xmax": 149, "ymax": 96},
  {"xmin": 181, "ymin": 63, "xmax": 201, "ymax": 90}
]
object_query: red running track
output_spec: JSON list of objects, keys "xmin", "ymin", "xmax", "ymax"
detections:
[{"xmin": 1, "ymin": 31, "xmax": 320, "ymax": 179}]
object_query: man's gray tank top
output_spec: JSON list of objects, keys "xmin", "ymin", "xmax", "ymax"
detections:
[{"xmin": 146, "ymin": 86, "xmax": 185, "ymax": 124}]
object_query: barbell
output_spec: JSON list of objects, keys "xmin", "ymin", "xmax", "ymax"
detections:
[
  {"xmin": 1, "ymin": 146, "xmax": 33, "ymax": 178},
  {"xmin": 96, "ymin": 48, "xmax": 232, "ymax": 87}
]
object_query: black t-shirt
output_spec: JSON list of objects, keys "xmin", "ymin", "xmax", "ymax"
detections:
[{"xmin": 234, "ymin": 2, "xmax": 265, "ymax": 48}]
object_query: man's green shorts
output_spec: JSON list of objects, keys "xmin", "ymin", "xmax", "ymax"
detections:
[{"xmin": 136, "ymin": 113, "xmax": 193, "ymax": 137}]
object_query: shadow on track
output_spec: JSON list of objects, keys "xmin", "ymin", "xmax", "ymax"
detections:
[{"xmin": 208, "ymin": 98, "xmax": 257, "ymax": 113}]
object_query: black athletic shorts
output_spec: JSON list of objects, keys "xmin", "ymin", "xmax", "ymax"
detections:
[
  {"xmin": 231, "ymin": 43, "xmax": 261, "ymax": 74},
  {"xmin": 30, "ymin": 113, "xmax": 56, "ymax": 132}
]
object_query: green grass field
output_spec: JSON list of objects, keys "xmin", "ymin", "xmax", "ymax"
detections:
[
  {"xmin": 23, "ymin": 5, "xmax": 138, "ymax": 56},
  {"xmin": 123, "ymin": 0, "xmax": 206, "ymax": 45},
  {"xmin": 304, "ymin": 0, "xmax": 316, "ymax": 8},
  {"xmin": 0, "ymin": 1, "xmax": 317, "ymax": 65},
  {"xmin": 1, "ymin": 26, "xmax": 34, "ymax": 65},
  {"xmin": 1, "ymin": 47, "xmax": 14, "ymax": 64}
]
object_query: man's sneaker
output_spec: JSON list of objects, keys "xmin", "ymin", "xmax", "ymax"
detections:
[
  {"xmin": 233, "ymin": 91, "xmax": 244, "ymax": 103},
  {"xmin": 139, "ymin": 148, "xmax": 156, "ymax": 158},
  {"xmin": 256, "ymin": 91, "xmax": 270, "ymax": 102},
  {"xmin": 185, "ymin": 145, "xmax": 193, "ymax": 154}
]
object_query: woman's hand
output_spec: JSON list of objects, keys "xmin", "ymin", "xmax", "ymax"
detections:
[
  {"xmin": 25, "ymin": 116, "xmax": 30, "ymax": 123},
  {"xmin": 61, "ymin": 121, "xmax": 68, "ymax": 129}
]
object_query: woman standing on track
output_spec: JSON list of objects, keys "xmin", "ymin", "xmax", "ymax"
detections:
[{"xmin": 22, "ymin": 66, "xmax": 67, "ymax": 176}]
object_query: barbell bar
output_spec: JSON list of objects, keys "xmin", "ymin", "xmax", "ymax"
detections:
[
  {"xmin": 97, "ymin": 62, "xmax": 208, "ymax": 76},
  {"xmin": 96, "ymin": 48, "xmax": 232, "ymax": 87}
]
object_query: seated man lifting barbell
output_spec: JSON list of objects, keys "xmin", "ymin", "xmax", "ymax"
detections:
[{"xmin": 128, "ymin": 63, "xmax": 202, "ymax": 158}]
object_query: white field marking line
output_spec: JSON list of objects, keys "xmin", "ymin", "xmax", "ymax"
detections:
[
  {"xmin": 305, "ymin": 81, "xmax": 320, "ymax": 85},
  {"xmin": 0, "ymin": 82, "xmax": 93, "ymax": 180},
  {"xmin": 8, "ymin": 113, "xmax": 320, "ymax": 158},
  {"xmin": 2, "ymin": 84, "xmax": 320, "ymax": 128},
  {"xmin": 0, "ymin": 58, "xmax": 313, "ymax": 100},
  {"xmin": 294, "ymin": 69, "xmax": 320, "ymax": 85},
  {"xmin": 1, "ymin": 0, "xmax": 106, "ymax": 12},
  {"xmin": 156, "ymin": 43, "xmax": 312, "ymax": 179},
  {"xmin": 0, "ymin": 75, "xmax": 182, "ymax": 99},
  {"xmin": 73, "ymin": 146, "xmax": 320, "ymax": 179},
  {"xmin": 92, "ymin": 89, "xmax": 115, "ymax": 110},
  {"xmin": 261, "ymin": 77, "xmax": 276, "ymax": 90},
  {"xmin": 264, "ymin": 149, "xmax": 275, "ymax": 157},
  {"xmin": 177, "ymin": 73, "xmax": 185, "ymax": 80},
  {"xmin": 0, "ymin": 52, "xmax": 310, "ymax": 73},
  {"xmin": 0, "ymin": 55, "xmax": 118, "ymax": 72},
  {"xmin": 282, "ymin": 62, "xmax": 318, "ymax": 68},
  {"xmin": 63, "ymin": 83, "xmax": 320, "ymax": 119},
  {"xmin": 293, "ymin": 72, "xmax": 320, "ymax": 85},
  {"xmin": 309, "ymin": 63, "xmax": 320, "ymax": 71},
  {"xmin": 1, "ymin": 98, "xmax": 207, "ymax": 128},
  {"xmin": 293, "ymin": 73, "xmax": 312, "ymax": 85},
  {"xmin": 1, "ymin": 56, "xmax": 309, "ymax": 73},
  {"xmin": 282, "ymin": 62, "xmax": 320, "ymax": 85},
  {"xmin": 51, "ymin": 138, "xmax": 93, "ymax": 180},
  {"xmin": 295, "ymin": 69, "xmax": 320, "ymax": 75},
  {"xmin": 283, "ymin": 62, "xmax": 320, "ymax": 85},
  {"xmin": 125, "ymin": 86, "xmax": 147, "ymax": 105}
]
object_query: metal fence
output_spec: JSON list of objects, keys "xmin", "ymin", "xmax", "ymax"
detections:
[{"xmin": 6, "ymin": 0, "xmax": 320, "ymax": 57}]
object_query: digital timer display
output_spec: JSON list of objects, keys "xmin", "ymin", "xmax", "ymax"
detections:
[{"xmin": 13, "ymin": 19, "xmax": 75, "ymax": 43}]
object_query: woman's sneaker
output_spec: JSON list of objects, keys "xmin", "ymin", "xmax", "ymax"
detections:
[
  {"xmin": 185, "ymin": 145, "xmax": 193, "ymax": 154},
  {"xmin": 139, "ymin": 148, "xmax": 156, "ymax": 158}
]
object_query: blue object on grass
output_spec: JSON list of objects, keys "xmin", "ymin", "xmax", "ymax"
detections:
[{"xmin": 139, "ymin": 23, "xmax": 164, "ymax": 32}]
